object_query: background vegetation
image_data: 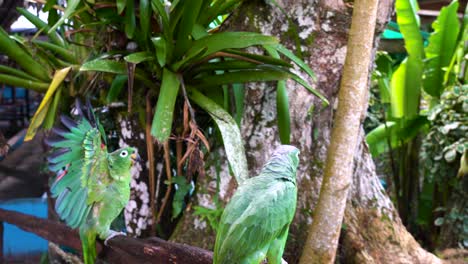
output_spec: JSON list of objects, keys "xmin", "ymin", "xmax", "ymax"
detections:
[{"xmin": 365, "ymin": 0, "xmax": 467, "ymax": 249}]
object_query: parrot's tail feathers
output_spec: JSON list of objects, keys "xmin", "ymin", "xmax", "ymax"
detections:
[{"xmin": 80, "ymin": 229, "xmax": 97, "ymax": 264}]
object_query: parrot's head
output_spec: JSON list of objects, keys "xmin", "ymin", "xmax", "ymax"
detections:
[
  {"xmin": 109, "ymin": 147, "xmax": 140, "ymax": 173},
  {"xmin": 261, "ymin": 145, "xmax": 300, "ymax": 177}
]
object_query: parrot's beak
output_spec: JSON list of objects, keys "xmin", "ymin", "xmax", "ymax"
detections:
[{"xmin": 131, "ymin": 153, "xmax": 141, "ymax": 165}]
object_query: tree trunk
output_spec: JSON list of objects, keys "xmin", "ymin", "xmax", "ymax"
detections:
[
  {"xmin": 170, "ymin": 1, "xmax": 442, "ymax": 263},
  {"xmin": 300, "ymin": 0, "xmax": 379, "ymax": 262}
]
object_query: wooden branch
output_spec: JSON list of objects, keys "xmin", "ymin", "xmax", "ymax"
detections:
[
  {"xmin": 0, "ymin": 208, "xmax": 213, "ymax": 264},
  {"xmin": 0, "ymin": 207, "xmax": 86, "ymax": 252}
]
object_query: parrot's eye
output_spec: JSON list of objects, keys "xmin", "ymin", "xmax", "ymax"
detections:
[{"xmin": 120, "ymin": 150, "xmax": 128, "ymax": 157}]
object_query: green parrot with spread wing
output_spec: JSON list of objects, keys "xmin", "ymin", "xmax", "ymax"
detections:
[
  {"xmin": 47, "ymin": 100, "xmax": 138, "ymax": 264},
  {"xmin": 214, "ymin": 145, "xmax": 300, "ymax": 264}
]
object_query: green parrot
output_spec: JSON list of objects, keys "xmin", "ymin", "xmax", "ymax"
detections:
[
  {"xmin": 214, "ymin": 145, "xmax": 300, "ymax": 264},
  {"xmin": 46, "ymin": 100, "xmax": 138, "ymax": 264}
]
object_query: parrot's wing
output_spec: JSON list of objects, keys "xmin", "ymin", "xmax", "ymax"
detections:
[
  {"xmin": 47, "ymin": 100, "xmax": 108, "ymax": 229},
  {"xmin": 214, "ymin": 176, "xmax": 297, "ymax": 262}
]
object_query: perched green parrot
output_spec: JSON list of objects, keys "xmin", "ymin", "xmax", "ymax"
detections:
[
  {"xmin": 214, "ymin": 145, "xmax": 300, "ymax": 264},
  {"xmin": 47, "ymin": 100, "xmax": 138, "ymax": 264}
]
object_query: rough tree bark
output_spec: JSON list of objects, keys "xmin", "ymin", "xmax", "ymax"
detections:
[{"xmin": 171, "ymin": 1, "xmax": 442, "ymax": 263}]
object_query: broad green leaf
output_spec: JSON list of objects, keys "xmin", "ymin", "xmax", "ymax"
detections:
[
  {"xmin": 140, "ymin": 0, "xmax": 151, "ymax": 40},
  {"xmin": 390, "ymin": 58, "xmax": 422, "ymax": 118},
  {"xmin": 0, "ymin": 74, "xmax": 49, "ymax": 92},
  {"xmin": 48, "ymin": 0, "xmax": 81, "ymax": 34},
  {"xmin": 80, "ymin": 59, "xmax": 153, "ymax": 86},
  {"xmin": 124, "ymin": 52, "xmax": 154, "ymax": 64},
  {"xmin": 365, "ymin": 116, "xmax": 428, "ymax": 156},
  {"xmin": 151, "ymin": 68, "xmax": 180, "ymax": 142},
  {"xmin": 174, "ymin": 0, "xmax": 203, "ymax": 58},
  {"xmin": 125, "ymin": 0, "xmax": 136, "ymax": 38},
  {"xmin": 172, "ymin": 46, "xmax": 207, "ymax": 70},
  {"xmin": 0, "ymin": 65, "xmax": 40, "ymax": 81},
  {"xmin": 80, "ymin": 59, "xmax": 126, "ymax": 74},
  {"xmin": 25, "ymin": 67, "xmax": 71, "ymax": 141},
  {"xmin": 424, "ymin": 1, "xmax": 460, "ymax": 97},
  {"xmin": 392, "ymin": 0, "xmax": 425, "ymax": 119},
  {"xmin": 396, "ymin": 0, "xmax": 424, "ymax": 57},
  {"xmin": 106, "ymin": 75, "xmax": 128, "ymax": 103},
  {"xmin": 0, "ymin": 28, "xmax": 50, "ymax": 82},
  {"xmin": 152, "ymin": 37, "xmax": 167, "ymax": 67},
  {"xmin": 184, "ymin": 32, "xmax": 278, "ymax": 62},
  {"xmin": 188, "ymin": 89, "xmax": 248, "ymax": 184},
  {"xmin": 373, "ymin": 52, "xmax": 393, "ymax": 103},
  {"xmin": 192, "ymin": 23, "xmax": 208, "ymax": 40},
  {"xmin": 117, "ymin": 0, "xmax": 127, "ymax": 14},
  {"xmin": 366, "ymin": 122, "xmax": 399, "ymax": 156},
  {"xmin": 17, "ymin": 8, "xmax": 65, "ymax": 47},
  {"xmin": 444, "ymin": 12, "xmax": 468, "ymax": 84}
]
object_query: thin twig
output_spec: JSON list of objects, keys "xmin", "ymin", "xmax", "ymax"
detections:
[
  {"xmin": 156, "ymin": 141, "xmax": 172, "ymax": 224},
  {"xmin": 145, "ymin": 92, "xmax": 156, "ymax": 235},
  {"xmin": 127, "ymin": 63, "xmax": 135, "ymax": 113},
  {"xmin": 176, "ymin": 138, "xmax": 183, "ymax": 177},
  {"xmin": 178, "ymin": 75, "xmax": 197, "ymax": 123}
]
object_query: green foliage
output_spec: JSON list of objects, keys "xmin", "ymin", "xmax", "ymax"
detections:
[
  {"xmin": 392, "ymin": 0, "xmax": 424, "ymax": 119},
  {"xmin": 0, "ymin": 0, "xmax": 326, "ymax": 144},
  {"xmin": 151, "ymin": 68, "xmax": 180, "ymax": 142},
  {"xmin": 366, "ymin": 0, "xmax": 467, "ymax": 249},
  {"xmin": 423, "ymin": 1, "xmax": 460, "ymax": 98},
  {"xmin": 193, "ymin": 205, "xmax": 224, "ymax": 232},
  {"xmin": 420, "ymin": 85, "xmax": 467, "ymax": 246},
  {"xmin": 0, "ymin": 0, "xmax": 327, "ymax": 239},
  {"xmin": 168, "ymin": 176, "xmax": 194, "ymax": 219}
]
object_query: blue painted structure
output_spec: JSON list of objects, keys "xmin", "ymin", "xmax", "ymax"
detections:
[{"xmin": 0, "ymin": 198, "xmax": 48, "ymax": 256}]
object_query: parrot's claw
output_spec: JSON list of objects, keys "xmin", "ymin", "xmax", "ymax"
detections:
[{"xmin": 104, "ymin": 230, "xmax": 126, "ymax": 246}]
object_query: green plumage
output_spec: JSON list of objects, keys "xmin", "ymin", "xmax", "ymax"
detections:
[
  {"xmin": 47, "ymin": 100, "xmax": 137, "ymax": 264},
  {"xmin": 214, "ymin": 145, "xmax": 300, "ymax": 264}
]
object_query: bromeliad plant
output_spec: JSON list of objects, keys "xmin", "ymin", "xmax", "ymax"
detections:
[{"xmin": 0, "ymin": 0, "xmax": 327, "ymax": 234}]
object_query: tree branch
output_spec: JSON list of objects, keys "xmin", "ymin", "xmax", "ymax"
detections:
[{"xmin": 0, "ymin": 208, "xmax": 213, "ymax": 264}]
